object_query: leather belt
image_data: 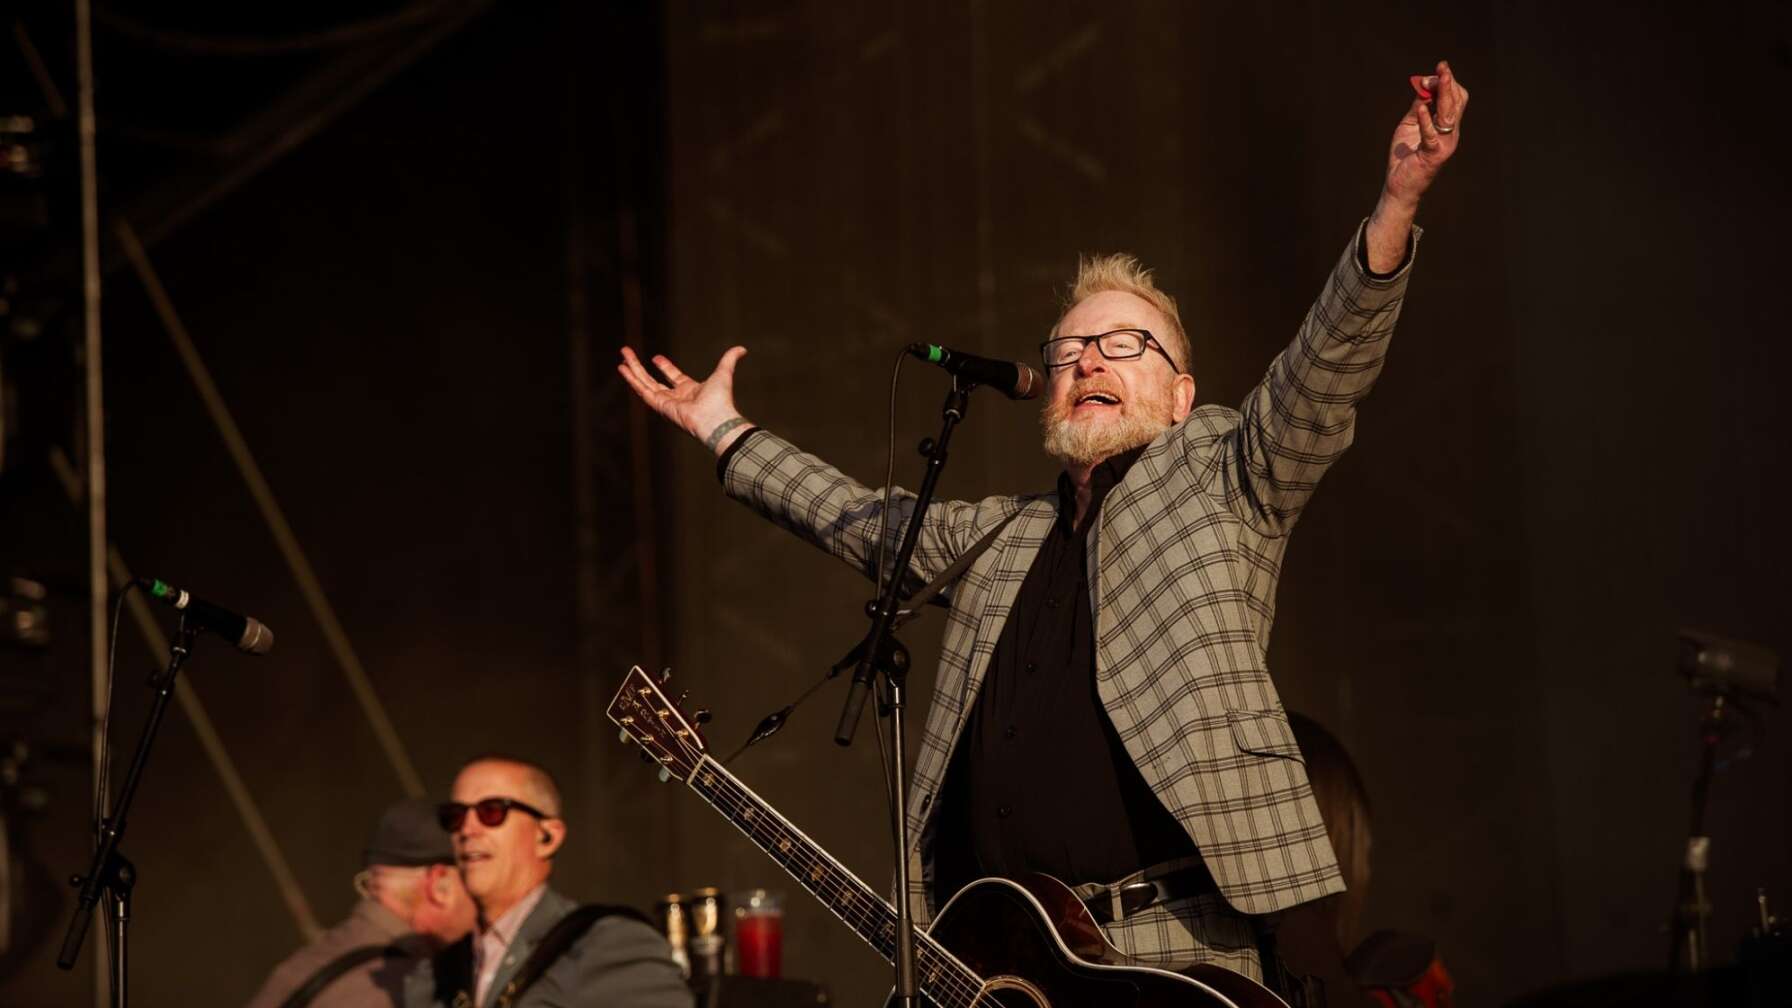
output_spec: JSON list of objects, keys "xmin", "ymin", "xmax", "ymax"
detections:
[{"xmin": 1080, "ymin": 865, "xmax": 1217, "ymax": 925}]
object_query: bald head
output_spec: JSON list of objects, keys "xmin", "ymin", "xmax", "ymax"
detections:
[{"xmin": 461, "ymin": 754, "xmax": 562, "ymax": 816}]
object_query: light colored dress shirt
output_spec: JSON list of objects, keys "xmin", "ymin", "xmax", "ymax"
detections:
[{"xmin": 472, "ymin": 884, "xmax": 546, "ymax": 1006}]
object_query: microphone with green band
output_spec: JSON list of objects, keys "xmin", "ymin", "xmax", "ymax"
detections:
[
  {"xmin": 143, "ymin": 578, "xmax": 274, "ymax": 655},
  {"xmin": 907, "ymin": 343, "xmax": 1043, "ymax": 400}
]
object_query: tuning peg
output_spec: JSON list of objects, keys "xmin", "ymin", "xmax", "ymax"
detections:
[
  {"xmin": 638, "ymin": 749, "xmax": 657, "ymax": 765},
  {"xmin": 657, "ymin": 767, "xmax": 672, "ymax": 783},
  {"xmin": 618, "ymin": 729, "xmax": 632, "ymax": 744},
  {"xmin": 694, "ymin": 709, "xmax": 713, "ymax": 725},
  {"xmin": 658, "ymin": 667, "xmax": 673, "ymax": 685},
  {"xmin": 676, "ymin": 690, "xmax": 690, "ymax": 707}
]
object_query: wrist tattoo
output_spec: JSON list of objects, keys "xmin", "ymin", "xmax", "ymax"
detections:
[{"xmin": 704, "ymin": 416, "xmax": 750, "ymax": 453}]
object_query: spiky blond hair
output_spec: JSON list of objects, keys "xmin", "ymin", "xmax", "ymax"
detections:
[{"xmin": 1055, "ymin": 253, "xmax": 1190, "ymax": 373}]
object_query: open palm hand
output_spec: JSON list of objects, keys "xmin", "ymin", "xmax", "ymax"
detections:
[{"xmin": 617, "ymin": 345, "xmax": 749, "ymax": 447}]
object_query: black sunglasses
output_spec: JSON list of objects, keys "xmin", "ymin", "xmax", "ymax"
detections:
[{"xmin": 436, "ymin": 797, "xmax": 554, "ymax": 832}]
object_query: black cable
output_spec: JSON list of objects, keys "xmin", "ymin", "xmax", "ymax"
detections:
[
  {"xmin": 867, "ymin": 347, "xmax": 912, "ymax": 813},
  {"xmin": 92, "ymin": 580, "xmax": 135, "ymax": 838},
  {"xmin": 721, "ymin": 671, "xmax": 833, "ymax": 766},
  {"xmin": 730, "ymin": 348, "xmax": 910, "ymax": 791},
  {"xmin": 872, "ymin": 347, "xmax": 908, "ymax": 596},
  {"xmin": 94, "ymin": 578, "xmax": 137, "ymax": 993}
]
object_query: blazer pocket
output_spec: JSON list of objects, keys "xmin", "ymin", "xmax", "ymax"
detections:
[{"xmin": 1226, "ymin": 709, "xmax": 1304, "ymax": 763}]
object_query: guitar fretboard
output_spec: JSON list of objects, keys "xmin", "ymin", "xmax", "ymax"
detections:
[{"xmin": 685, "ymin": 755, "xmax": 986, "ymax": 1007}]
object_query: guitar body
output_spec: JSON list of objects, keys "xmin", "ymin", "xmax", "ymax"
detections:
[{"xmin": 896, "ymin": 875, "xmax": 1288, "ymax": 1008}]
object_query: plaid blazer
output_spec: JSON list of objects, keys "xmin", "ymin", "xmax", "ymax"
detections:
[{"xmin": 723, "ymin": 226, "xmax": 1416, "ymax": 923}]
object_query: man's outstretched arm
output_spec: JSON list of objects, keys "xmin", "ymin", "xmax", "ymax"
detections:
[{"xmin": 616, "ymin": 345, "xmax": 1007, "ymax": 591}]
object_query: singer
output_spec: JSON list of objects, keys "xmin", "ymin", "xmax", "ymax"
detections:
[{"xmin": 619, "ymin": 61, "xmax": 1467, "ymax": 1000}]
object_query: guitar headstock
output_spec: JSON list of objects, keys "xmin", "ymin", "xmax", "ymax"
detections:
[{"xmin": 608, "ymin": 666, "xmax": 711, "ymax": 782}]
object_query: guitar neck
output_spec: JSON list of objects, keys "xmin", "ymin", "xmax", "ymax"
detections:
[{"xmin": 684, "ymin": 755, "xmax": 982, "ymax": 1006}]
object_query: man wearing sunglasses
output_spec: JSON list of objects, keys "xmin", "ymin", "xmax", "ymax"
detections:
[
  {"xmin": 619, "ymin": 61, "xmax": 1466, "ymax": 1001},
  {"xmin": 405, "ymin": 756, "xmax": 691, "ymax": 1008}
]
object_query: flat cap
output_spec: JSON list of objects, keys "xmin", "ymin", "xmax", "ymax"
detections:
[{"xmin": 363, "ymin": 797, "xmax": 455, "ymax": 867}]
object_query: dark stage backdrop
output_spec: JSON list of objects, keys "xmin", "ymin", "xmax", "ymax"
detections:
[
  {"xmin": 0, "ymin": 2, "xmax": 1785, "ymax": 1007},
  {"xmin": 0, "ymin": 5, "xmax": 680, "ymax": 1005}
]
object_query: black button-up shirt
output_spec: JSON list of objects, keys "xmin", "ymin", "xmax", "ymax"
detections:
[{"xmin": 930, "ymin": 447, "xmax": 1199, "ymax": 906}]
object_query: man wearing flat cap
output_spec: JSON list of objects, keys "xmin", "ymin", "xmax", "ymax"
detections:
[{"xmin": 247, "ymin": 798, "xmax": 478, "ymax": 1008}]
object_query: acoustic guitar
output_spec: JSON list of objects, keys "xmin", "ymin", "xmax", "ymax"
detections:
[{"xmin": 608, "ymin": 666, "xmax": 1288, "ymax": 1007}]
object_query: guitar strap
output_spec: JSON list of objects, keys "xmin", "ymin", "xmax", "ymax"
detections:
[
  {"xmin": 490, "ymin": 904, "xmax": 653, "ymax": 1008},
  {"xmin": 890, "ymin": 509, "xmax": 1022, "ymax": 627},
  {"xmin": 1255, "ymin": 929, "xmax": 1321, "ymax": 1008},
  {"xmin": 277, "ymin": 943, "xmax": 405, "ymax": 1008}
]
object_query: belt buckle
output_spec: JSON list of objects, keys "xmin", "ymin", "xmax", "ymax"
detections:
[{"xmin": 1116, "ymin": 879, "xmax": 1163, "ymax": 917}]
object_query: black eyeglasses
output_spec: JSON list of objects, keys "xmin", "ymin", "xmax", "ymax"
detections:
[
  {"xmin": 436, "ymin": 797, "xmax": 554, "ymax": 832},
  {"xmin": 1040, "ymin": 329, "xmax": 1180, "ymax": 372}
]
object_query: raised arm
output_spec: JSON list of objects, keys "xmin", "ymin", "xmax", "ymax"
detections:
[
  {"xmin": 617, "ymin": 346, "xmax": 1018, "ymax": 594},
  {"xmin": 1368, "ymin": 60, "xmax": 1468, "ymax": 270},
  {"xmin": 1219, "ymin": 61, "xmax": 1468, "ymax": 534}
]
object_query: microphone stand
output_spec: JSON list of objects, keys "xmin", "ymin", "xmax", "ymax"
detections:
[
  {"xmin": 1669, "ymin": 692, "xmax": 1730, "ymax": 972},
  {"xmin": 833, "ymin": 378, "xmax": 974, "ymax": 1008},
  {"xmin": 57, "ymin": 616, "xmax": 199, "ymax": 1007}
]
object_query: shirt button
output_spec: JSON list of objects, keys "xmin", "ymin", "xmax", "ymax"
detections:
[
  {"xmin": 1024, "ymin": 662, "xmax": 1036, "ymax": 674},
  {"xmin": 1004, "ymin": 726, "xmax": 1017, "ymax": 740},
  {"xmin": 1045, "ymin": 597, "xmax": 1059, "ymax": 608},
  {"xmin": 997, "ymin": 805, "xmax": 1012, "ymax": 819}
]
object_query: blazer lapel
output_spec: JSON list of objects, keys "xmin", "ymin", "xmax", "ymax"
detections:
[
  {"xmin": 1087, "ymin": 426, "xmax": 1182, "ymax": 632},
  {"xmin": 905, "ymin": 496, "xmax": 1054, "ymax": 845},
  {"xmin": 961, "ymin": 498, "xmax": 1057, "ymax": 709}
]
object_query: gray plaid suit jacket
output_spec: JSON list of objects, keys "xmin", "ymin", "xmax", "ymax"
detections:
[{"xmin": 722, "ymin": 226, "xmax": 1416, "ymax": 932}]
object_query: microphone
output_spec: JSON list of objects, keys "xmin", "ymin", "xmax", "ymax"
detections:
[
  {"xmin": 141, "ymin": 579, "xmax": 274, "ymax": 655},
  {"xmin": 907, "ymin": 344, "xmax": 1043, "ymax": 400}
]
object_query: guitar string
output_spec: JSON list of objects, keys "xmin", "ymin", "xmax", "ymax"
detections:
[
  {"xmin": 632, "ymin": 699, "xmax": 992, "ymax": 1008},
  {"xmin": 689, "ymin": 758, "xmax": 988, "ymax": 1008},
  {"xmin": 623, "ymin": 685, "xmax": 984, "ymax": 1005},
  {"xmin": 645, "ymin": 730, "xmax": 1230, "ymax": 1008},
  {"xmin": 696, "ymin": 774, "xmax": 981, "ymax": 1008},
  {"xmin": 694, "ymin": 765, "xmax": 983, "ymax": 1008},
  {"xmin": 627, "ymin": 679, "xmax": 983, "ymax": 1008},
  {"xmin": 622, "ymin": 689, "xmax": 992, "ymax": 1007}
]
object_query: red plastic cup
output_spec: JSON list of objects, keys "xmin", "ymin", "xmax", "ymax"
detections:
[{"xmin": 733, "ymin": 889, "xmax": 783, "ymax": 979}]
